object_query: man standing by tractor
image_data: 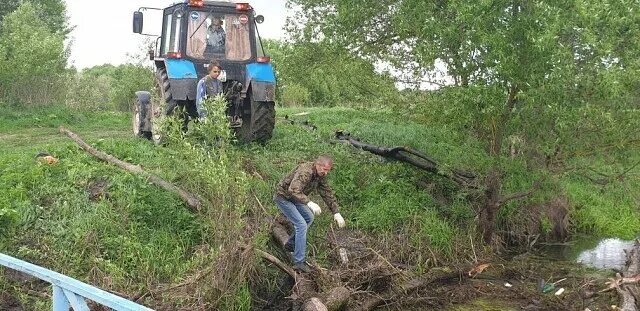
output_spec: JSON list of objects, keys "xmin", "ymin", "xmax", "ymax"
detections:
[
  {"xmin": 195, "ymin": 60, "xmax": 224, "ymax": 119},
  {"xmin": 274, "ymin": 155, "xmax": 346, "ymax": 273}
]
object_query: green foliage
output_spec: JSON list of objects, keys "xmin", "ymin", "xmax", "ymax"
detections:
[
  {"xmin": 279, "ymin": 83, "xmax": 310, "ymax": 107},
  {"xmin": 0, "ymin": 0, "xmax": 69, "ymax": 36},
  {"xmin": 67, "ymin": 64, "xmax": 154, "ymax": 111},
  {"xmin": 0, "ymin": 100, "xmax": 251, "ymax": 309},
  {"xmin": 0, "ymin": 1, "xmax": 68, "ymax": 106},
  {"xmin": 563, "ymin": 177, "xmax": 640, "ymax": 239},
  {"xmin": 264, "ymin": 39, "xmax": 399, "ymax": 107}
]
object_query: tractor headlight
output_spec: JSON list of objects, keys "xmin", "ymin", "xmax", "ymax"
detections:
[{"xmin": 219, "ymin": 70, "xmax": 227, "ymax": 82}]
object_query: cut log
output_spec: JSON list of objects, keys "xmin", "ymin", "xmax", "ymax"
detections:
[
  {"xmin": 322, "ymin": 286, "xmax": 350, "ymax": 311},
  {"xmin": 59, "ymin": 126, "xmax": 202, "ymax": 211}
]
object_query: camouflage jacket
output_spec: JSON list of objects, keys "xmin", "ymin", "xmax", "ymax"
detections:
[{"xmin": 275, "ymin": 162, "xmax": 340, "ymax": 214}]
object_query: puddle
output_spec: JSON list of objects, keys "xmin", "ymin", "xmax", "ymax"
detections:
[{"xmin": 541, "ymin": 236, "xmax": 637, "ymax": 270}]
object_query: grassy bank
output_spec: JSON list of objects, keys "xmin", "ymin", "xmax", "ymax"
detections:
[{"xmin": 0, "ymin": 104, "xmax": 638, "ymax": 309}]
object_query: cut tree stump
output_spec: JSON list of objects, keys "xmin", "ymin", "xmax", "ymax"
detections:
[{"xmin": 59, "ymin": 126, "xmax": 202, "ymax": 211}]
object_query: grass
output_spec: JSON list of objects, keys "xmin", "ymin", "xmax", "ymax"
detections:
[{"xmin": 0, "ymin": 103, "xmax": 638, "ymax": 309}]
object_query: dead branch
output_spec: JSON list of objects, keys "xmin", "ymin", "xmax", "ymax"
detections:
[
  {"xmin": 269, "ymin": 220, "xmax": 351, "ymax": 311},
  {"xmin": 59, "ymin": 126, "xmax": 201, "ymax": 211},
  {"xmin": 358, "ymin": 269, "xmax": 462, "ymax": 311},
  {"xmin": 255, "ymin": 248, "xmax": 296, "ymax": 278},
  {"xmin": 334, "ymin": 131, "xmax": 476, "ymax": 187},
  {"xmin": 604, "ymin": 240, "xmax": 640, "ymax": 311}
]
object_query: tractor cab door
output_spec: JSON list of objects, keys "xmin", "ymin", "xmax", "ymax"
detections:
[{"xmin": 160, "ymin": 6, "xmax": 185, "ymax": 57}]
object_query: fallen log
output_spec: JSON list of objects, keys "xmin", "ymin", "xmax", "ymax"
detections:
[
  {"xmin": 334, "ymin": 131, "xmax": 476, "ymax": 187},
  {"xmin": 59, "ymin": 126, "xmax": 202, "ymax": 211}
]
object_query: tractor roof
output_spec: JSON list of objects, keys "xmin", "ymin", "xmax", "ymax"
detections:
[{"xmin": 179, "ymin": 1, "xmax": 253, "ymax": 9}]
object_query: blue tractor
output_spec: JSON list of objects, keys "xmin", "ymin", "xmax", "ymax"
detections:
[{"xmin": 131, "ymin": 1, "xmax": 276, "ymax": 143}]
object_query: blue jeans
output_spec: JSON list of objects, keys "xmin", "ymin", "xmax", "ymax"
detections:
[{"xmin": 274, "ymin": 196, "xmax": 314, "ymax": 264}]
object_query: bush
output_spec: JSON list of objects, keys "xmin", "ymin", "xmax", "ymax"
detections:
[
  {"xmin": 67, "ymin": 64, "xmax": 154, "ymax": 112},
  {"xmin": 67, "ymin": 73, "xmax": 114, "ymax": 110},
  {"xmin": 279, "ymin": 83, "xmax": 310, "ymax": 107},
  {"xmin": 0, "ymin": 2, "xmax": 68, "ymax": 106}
]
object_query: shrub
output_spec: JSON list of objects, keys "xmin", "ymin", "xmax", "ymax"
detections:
[{"xmin": 279, "ymin": 83, "xmax": 310, "ymax": 107}]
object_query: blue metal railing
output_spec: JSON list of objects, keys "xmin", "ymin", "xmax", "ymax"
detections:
[{"xmin": 0, "ymin": 253, "xmax": 154, "ymax": 311}]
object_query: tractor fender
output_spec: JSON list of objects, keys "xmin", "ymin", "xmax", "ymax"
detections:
[
  {"xmin": 135, "ymin": 91, "xmax": 152, "ymax": 132},
  {"xmin": 164, "ymin": 59, "xmax": 198, "ymax": 100},
  {"xmin": 247, "ymin": 80, "xmax": 276, "ymax": 102},
  {"xmin": 245, "ymin": 63, "xmax": 276, "ymax": 102}
]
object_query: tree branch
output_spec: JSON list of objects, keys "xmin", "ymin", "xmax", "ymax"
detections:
[
  {"xmin": 59, "ymin": 126, "xmax": 202, "ymax": 211},
  {"xmin": 498, "ymin": 178, "xmax": 542, "ymax": 206}
]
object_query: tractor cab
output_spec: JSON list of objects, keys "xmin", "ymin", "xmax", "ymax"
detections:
[{"xmin": 132, "ymin": 1, "xmax": 275, "ymax": 143}]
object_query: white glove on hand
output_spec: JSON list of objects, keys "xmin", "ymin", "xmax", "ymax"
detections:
[
  {"xmin": 334, "ymin": 213, "xmax": 346, "ymax": 228},
  {"xmin": 307, "ymin": 201, "xmax": 321, "ymax": 215}
]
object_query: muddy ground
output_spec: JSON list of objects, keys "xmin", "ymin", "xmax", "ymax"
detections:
[{"xmin": 253, "ymin": 226, "xmax": 622, "ymax": 311}]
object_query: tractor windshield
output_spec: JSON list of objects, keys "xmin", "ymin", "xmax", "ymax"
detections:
[{"xmin": 186, "ymin": 11, "xmax": 252, "ymax": 61}]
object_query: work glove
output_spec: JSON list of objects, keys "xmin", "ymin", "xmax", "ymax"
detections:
[
  {"xmin": 307, "ymin": 201, "xmax": 321, "ymax": 215},
  {"xmin": 333, "ymin": 213, "xmax": 346, "ymax": 228}
]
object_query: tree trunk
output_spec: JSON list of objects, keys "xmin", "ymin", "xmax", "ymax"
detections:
[
  {"xmin": 479, "ymin": 85, "xmax": 519, "ymax": 244},
  {"xmin": 480, "ymin": 170, "xmax": 501, "ymax": 243}
]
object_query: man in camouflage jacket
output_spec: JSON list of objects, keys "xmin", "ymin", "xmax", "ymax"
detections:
[{"xmin": 274, "ymin": 155, "xmax": 346, "ymax": 273}]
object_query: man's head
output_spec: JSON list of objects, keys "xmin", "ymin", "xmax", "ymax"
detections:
[
  {"xmin": 208, "ymin": 60, "xmax": 221, "ymax": 79},
  {"xmin": 314, "ymin": 155, "xmax": 333, "ymax": 176},
  {"xmin": 210, "ymin": 18, "xmax": 223, "ymax": 29}
]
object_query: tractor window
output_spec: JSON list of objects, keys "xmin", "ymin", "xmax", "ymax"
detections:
[
  {"xmin": 187, "ymin": 12, "xmax": 251, "ymax": 61},
  {"xmin": 162, "ymin": 10, "xmax": 184, "ymax": 55},
  {"xmin": 162, "ymin": 13, "xmax": 173, "ymax": 55}
]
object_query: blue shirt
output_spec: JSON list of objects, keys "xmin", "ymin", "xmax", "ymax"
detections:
[{"xmin": 196, "ymin": 75, "xmax": 223, "ymax": 118}]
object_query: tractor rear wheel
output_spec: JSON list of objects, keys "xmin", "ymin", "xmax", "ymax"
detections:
[
  {"xmin": 235, "ymin": 95, "xmax": 275, "ymax": 143},
  {"xmin": 150, "ymin": 68, "xmax": 177, "ymax": 144}
]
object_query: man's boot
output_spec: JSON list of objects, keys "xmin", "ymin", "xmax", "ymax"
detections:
[
  {"xmin": 293, "ymin": 261, "xmax": 312, "ymax": 273},
  {"xmin": 284, "ymin": 241, "xmax": 294, "ymax": 252}
]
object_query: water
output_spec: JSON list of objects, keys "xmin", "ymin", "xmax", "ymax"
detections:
[{"xmin": 541, "ymin": 236, "xmax": 637, "ymax": 270}]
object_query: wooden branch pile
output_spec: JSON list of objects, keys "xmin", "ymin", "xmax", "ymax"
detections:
[
  {"xmin": 259, "ymin": 217, "xmax": 471, "ymax": 310},
  {"xmin": 605, "ymin": 240, "xmax": 640, "ymax": 311}
]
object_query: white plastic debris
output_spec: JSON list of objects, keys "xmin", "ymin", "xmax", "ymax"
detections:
[
  {"xmin": 504, "ymin": 282, "xmax": 513, "ymax": 288},
  {"xmin": 339, "ymin": 248, "xmax": 349, "ymax": 263},
  {"xmin": 554, "ymin": 288, "xmax": 565, "ymax": 296}
]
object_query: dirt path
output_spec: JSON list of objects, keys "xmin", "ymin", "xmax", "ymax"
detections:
[{"xmin": 0, "ymin": 127, "xmax": 131, "ymax": 149}]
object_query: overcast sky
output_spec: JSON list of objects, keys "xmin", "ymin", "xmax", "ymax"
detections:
[{"xmin": 65, "ymin": 0, "xmax": 288, "ymax": 69}]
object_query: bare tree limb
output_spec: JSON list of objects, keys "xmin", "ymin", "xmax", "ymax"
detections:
[
  {"xmin": 255, "ymin": 248, "xmax": 296, "ymax": 278},
  {"xmin": 498, "ymin": 178, "xmax": 543, "ymax": 206},
  {"xmin": 59, "ymin": 126, "xmax": 202, "ymax": 211}
]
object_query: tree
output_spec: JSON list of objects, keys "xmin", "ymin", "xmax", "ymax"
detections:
[
  {"xmin": 264, "ymin": 38, "xmax": 398, "ymax": 107},
  {"xmin": 0, "ymin": 0, "xmax": 70, "ymax": 36},
  {"xmin": 0, "ymin": 2, "xmax": 68, "ymax": 106},
  {"xmin": 288, "ymin": 0, "xmax": 640, "ymax": 243}
]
